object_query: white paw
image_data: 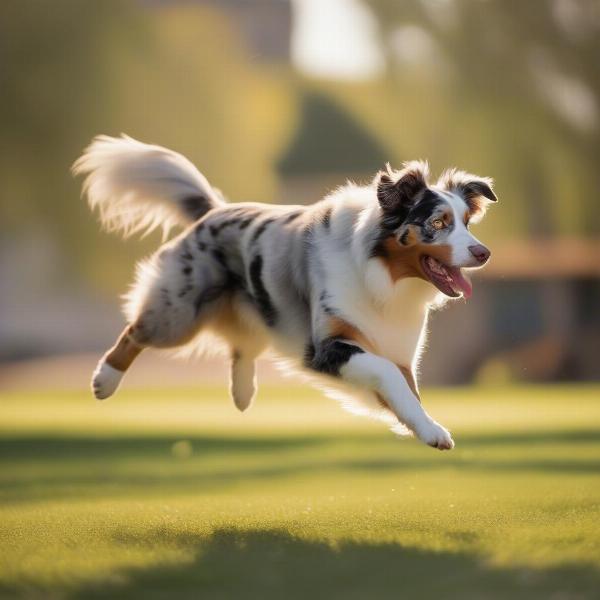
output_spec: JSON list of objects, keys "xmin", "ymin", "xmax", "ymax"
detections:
[
  {"xmin": 416, "ymin": 420, "xmax": 455, "ymax": 450},
  {"xmin": 91, "ymin": 361, "xmax": 123, "ymax": 400}
]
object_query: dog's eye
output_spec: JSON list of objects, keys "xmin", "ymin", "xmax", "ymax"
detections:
[{"xmin": 432, "ymin": 219, "xmax": 445, "ymax": 230}]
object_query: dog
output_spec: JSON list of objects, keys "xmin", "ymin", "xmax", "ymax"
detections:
[{"xmin": 73, "ymin": 135, "xmax": 497, "ymax": 450}]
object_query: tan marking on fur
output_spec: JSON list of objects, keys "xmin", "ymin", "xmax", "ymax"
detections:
[
  {"xmin": 398, "ymin": 364, "xmax": 420, "ymax": 401},
  {"xmin": 442, "ymin": 208, "xmax": 454, "ymax": 227},
  {"xmin": 375, "ymin": 391, "xmax": 391, "ymax": 412},
  {"xmin": 327, "ymin": 316, "xmax": 420, "ymax": 408},
  {"xmin": 104, "ymin": 326, "xmax": 143, "ymax": 372},
  {"xmin": 327, "ymin": 317, "xmax": 421, "ymax": 411},
  {"xmin": 378, "ymin": 237, "xmax": 454, "ymax": 283},
  {"xmin": 463, "ymin": 208, "xmax": 470, "ymax": 226},
  {"xmin": 403, "ymin": 225, "xmax": 420, "ymax": 246},
  {"xmin": 465, "ymin": 196, "xmax": 488, "ymax": 221},
  {"xmin": 328, "ymin": 316, "xmax": 376, "ymax": 353}
]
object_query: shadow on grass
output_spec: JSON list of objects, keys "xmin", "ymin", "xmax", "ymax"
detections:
[
  {"xmin": 49, "ymin": 527, "xmax": 598, "ymax": 600},
  {"xmin": 1, "ymin": 429, "xmax": 599, "ymax": 504}
]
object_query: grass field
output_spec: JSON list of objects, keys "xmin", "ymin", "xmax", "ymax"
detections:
[{"xmin": 0, "ymin": 384, "xmax": 599, "ymax": 599}]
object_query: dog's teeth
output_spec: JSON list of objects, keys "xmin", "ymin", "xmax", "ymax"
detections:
[{"xmin": 427, "ymin": 257, "xmax": 444, "ymax": 275}]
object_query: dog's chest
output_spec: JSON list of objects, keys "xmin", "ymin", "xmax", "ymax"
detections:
[
  {"xmin": 338, "ymin": 282, "xmax": 432, "ymax": 367},
  {"xmin": 358, "ymin": 306, "xmax": 427, "ymax": 367}
]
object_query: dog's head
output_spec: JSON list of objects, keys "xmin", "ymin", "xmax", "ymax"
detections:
[{"xmin": 375, "ymin": 161, "xmax": 497, "ymax": 298}]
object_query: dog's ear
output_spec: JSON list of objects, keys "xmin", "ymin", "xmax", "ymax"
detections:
[
  {"xmin": 438, "ymin": 168, "xmax": 497, "ymax": 223},
  {"xmin": 377, "ymin": 161, "xmax": 429, "ymax": 217}
]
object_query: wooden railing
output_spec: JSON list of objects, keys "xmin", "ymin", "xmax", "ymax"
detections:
[{"xmin": 480, "ymin": 238, "xmax": 600, "ymax": 278}]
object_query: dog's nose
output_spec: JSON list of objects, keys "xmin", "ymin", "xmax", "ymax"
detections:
[{"xmin": 468, "ymin": 244, "xmax": 491, "ymax": 264}]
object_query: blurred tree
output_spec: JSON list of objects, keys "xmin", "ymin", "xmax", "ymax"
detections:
[
  {"xmin": 277, "ymin": 90, "xmax": 388, "ymax": 176},
  {"xmin": 0, "ymin": 1, "xmax": 295, "ymax": 293},
  {"xmin": 359, "ymin": 0, "xmax": 600, "ymax": 239}
]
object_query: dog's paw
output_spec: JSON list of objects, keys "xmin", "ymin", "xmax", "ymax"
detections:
[
  {"xmin": 416, "ymin": 420, "xmax": 455, "ymax": 450},
  {"xmin": 91, "ymin": 361, "xmax": 123, "ymax": 400}
]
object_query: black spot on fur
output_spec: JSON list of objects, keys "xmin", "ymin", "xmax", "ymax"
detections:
[
  {"xmin": 322, "ymin": 304, "xmax": 336, "ymax": 316},
  {"xmin": 249, "ymin": 254, "xmax": 277, "ymax": 326},
  {"xmin": 306, "ymin": 337, "xmax": 365, "ymax": 376},
  {"xmin": 369, "ymin": 204, "xmax": 407, "ymax": 258},
  {"xmin": 369, "ymin": 228, "xmax": 394, "ymax": 258},
  {"xmin": 251, "ymin": 218, "xmax": 275, "ymax": 243},
  {"xmin": 195, "ymin": 223, "xmax": 206, "ymax": 247},
  {"xmin": 198, "ymin": 242, "xmax": 207, "ymax": 251},
  {"xmin": 282, "ymin": 211, "xmax": 302, "ymax": 224},
  {"xmin": 380, "ymin": 213, "xmax": 404, "ymax": 231},
  {"xmin": 322, "ymin": 208, "xmax": 332, "ymax": 230},
  {"xmin": 462, "ymin": 181, "xmax": 498, "ymax": 204},
  {"xmin": 209, "ymin": 219, "xmax": 238, "ymax": 236},
  {"xmin": 182, "ymin": 266, "xmax": 193, "ymax": 276},
  {"xmin": 404, "ymin": 191, "xmax": 455, "ymax": 243},
  {"xmin": 319, "ymin": 290, "xmax": 336, "ymax": 315},
  {"xmin": 405, "ymin": 190, "xmax": 443, "ymax": 226},
  {"xmin": 194, "ymin": 284, "xmax": 227, "ymax": 315},
  {"xmin": 227, "ymin": 270, "xmax": 246, "ymax": 293},
  {"xmin": 222, "ymin": 219, "xmax": 238, "ymax": 230},
  {"xmin": 302, "ymin": 223, "xmax": 314, "ymax": 246},
  {"xmin": 178, "ymin": 284, "xmax": 193, "ymax": 298},
  {"xmin": 304, "ymin": 341, "xmax": 316, "ymax": 366},
  {"xmin": 212, "ymin": 248, "xmax": 228, "ymax": 269},
  {"xmin": 239, "ymin": 216, "xmax": 254, "ymax": 229},
  {"xmin": 160, "ymin": 287, "xmax": 172, "ymax": 308},
  {"xmin": 180, "ymin": 195, "xmax": 212, "ymax": 221}
]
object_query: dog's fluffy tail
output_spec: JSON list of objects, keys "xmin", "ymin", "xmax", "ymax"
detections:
[{"xmin": 72, "ymin": 134, "xmax": 224, "ymax": 239}]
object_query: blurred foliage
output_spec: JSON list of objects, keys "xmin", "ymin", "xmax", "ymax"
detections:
[
  {"xmin": 361, "ymin": 0, "xmax": 600, "ymax": 240},
  {"xmin": 278, "ymin": 91, "xmax": 388, "ymax": 176},
  {"xmin": 0, "ymin": 0, "xmax": 294, "ymax": 291},
  {"xmin": 0, "ymin": 0, "xmax": 598, "ymax": 294}
]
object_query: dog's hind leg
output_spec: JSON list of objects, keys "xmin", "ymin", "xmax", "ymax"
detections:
[
  {"xmin": 229, "ymin": 350, "xmax": 257, "ymax": 412},
  {"xmin": 92, "ymin": 232, "xmax": 229, "ymax": 399},
  {"xmin": 92, "ymin": 325, "xmax": 143, "ymax": 399},
  {"xmin": 214, "ymin": 306, "xmax": 268, "ymax": 412}
]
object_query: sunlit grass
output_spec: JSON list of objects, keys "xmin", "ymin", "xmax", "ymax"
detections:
[{"xmin": 1, "ymin": 384, "xmax": 599, "ymax": 599}]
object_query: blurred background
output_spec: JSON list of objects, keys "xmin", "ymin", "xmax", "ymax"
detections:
[{"xmin": 1, "ymin": 0, "xmax": 599, "ymax": 389}]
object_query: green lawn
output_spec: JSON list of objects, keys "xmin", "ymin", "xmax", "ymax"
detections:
[{"xmin": 0, "ymin": 384, "xmax": 599, "ymax": 599}]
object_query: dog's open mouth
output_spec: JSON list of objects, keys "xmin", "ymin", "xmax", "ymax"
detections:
[{"xmin": 420, "ymin": 256, "xmax": 472, "ymax": 299}]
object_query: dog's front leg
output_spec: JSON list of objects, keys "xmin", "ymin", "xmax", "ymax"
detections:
[
  {"xmin": 340, "ymin": 352, "xmax": 454, "ymax": 450},
  {"xmin": 344, "ymin": 353, "xmax": 453, "ymax": 449}
]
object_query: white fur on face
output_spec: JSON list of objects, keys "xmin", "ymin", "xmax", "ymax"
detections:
[{"xmin": 444, "ymin": 192, "xmax": 486, "ymax": 267}]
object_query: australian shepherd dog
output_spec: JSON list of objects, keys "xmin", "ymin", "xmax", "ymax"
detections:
[{"xmin": 73, "ymin": 135, "xmax": 497, "ymax": 450}]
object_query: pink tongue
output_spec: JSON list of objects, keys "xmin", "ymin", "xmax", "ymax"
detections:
[{"xmin": 447, "ymin": 267, "xmax": 472, "ymax": 299}]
